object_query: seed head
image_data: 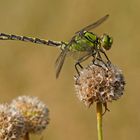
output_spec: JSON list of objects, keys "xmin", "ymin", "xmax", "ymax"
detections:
[
  {"xmin": 0, "ymin": 104, "xmax": 25, "ymax": 140},
  {"xmin": 11, "ymin": 96, "xmax": 49, "ymax": 134},
  {"xmin": 74, "ymin": 62, "xmax": 125, "ymax": 107}
]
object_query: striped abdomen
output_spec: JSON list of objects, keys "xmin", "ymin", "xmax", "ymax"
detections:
[{"xmin": 0, "ymin": 33, "xmax": 62, "ymax": 47}]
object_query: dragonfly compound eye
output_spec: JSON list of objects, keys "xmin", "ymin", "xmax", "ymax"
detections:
[{"xmin": 101, "ymin": 34, "xmax": 113, "ymax": 50}]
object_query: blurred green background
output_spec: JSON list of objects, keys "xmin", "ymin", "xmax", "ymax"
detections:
[{"xmin": 0, "ymin": 0, "xmax": 139, "ymax": 140}]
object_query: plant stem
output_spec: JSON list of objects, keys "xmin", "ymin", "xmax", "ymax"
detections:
[
  {"xmin": 24, "ymin": 132, "xmax": 30, "ymax": 140},
  {"xmin": 96, "ymin": 102, "xmax": 103, "ymax": 140}
]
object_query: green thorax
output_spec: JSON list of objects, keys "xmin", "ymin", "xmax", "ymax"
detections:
[{"xmin": 69, "ymin": 31, "xmax": 98, "ymax": 52}]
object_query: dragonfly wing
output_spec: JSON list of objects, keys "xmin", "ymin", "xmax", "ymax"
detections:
[
  {"xmin": 75, "ymin": 14, "xmax": 109, "ymax": 33},
  {"xmin": 55, "ymin": 49, "xmax": 67, "ymax": 78}
]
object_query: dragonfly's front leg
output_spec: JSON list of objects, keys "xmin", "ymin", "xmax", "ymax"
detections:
[
  {"xmin": 92, "ymin": 51, "xmax": 108, "ymax": 68},
  {"xmin": 100, "ymin": 48, "xmax": 111, "ymax": 65}
]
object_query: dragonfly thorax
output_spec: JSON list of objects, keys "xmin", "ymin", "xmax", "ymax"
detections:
[
  {"xmin": 68, "ymin": 31, "xmax": 98, "ymax": 53},
  {"xmin": 83, "ymin": 31, "xmax": 98, "ymax": 43}
]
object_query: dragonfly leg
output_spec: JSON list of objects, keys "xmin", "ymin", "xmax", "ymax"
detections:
[
  {"xmin": 92, "ymin": 52, "xmax": 108, "ymax": 68},
  {"xmin": 75, "ymin": 53, "xmax": 92, "ymax": 75},
  {"xmin": 92, "ymin": 55, "xmax": 101, "ymax": 67},
  {"xmin": 75, "ymin": 62, "xmax": 83, "ymax": 75},
  {"xmin": 100, "ymin": 49, "xmax": 111, "ymax": 64},
  {"xmin": 97, "ymin": 52, "xmax": 108, "ymax": 67}
]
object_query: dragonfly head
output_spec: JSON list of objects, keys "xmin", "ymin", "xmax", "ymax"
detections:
[{"xmin": 100, "ymin": 34, "xmax": 113, "ymax": 50}]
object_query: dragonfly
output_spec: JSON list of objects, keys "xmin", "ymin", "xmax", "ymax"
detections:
[{"xmin": 0, "ymin": 14, "xmax": 113, "ymax": 78}]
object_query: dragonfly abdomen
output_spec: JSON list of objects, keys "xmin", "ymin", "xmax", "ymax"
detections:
[{"xmin": 0, "ymin": 33, "xmax": 62, "ymax": 47}]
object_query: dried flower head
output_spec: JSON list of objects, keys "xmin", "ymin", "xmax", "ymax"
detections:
[
  {"xmin": 74, "ymin": 62, "xmax": 125, "ymax": 107},
  {"xmin": 11, "ymin": 96, "xmax": 49, "ymax": 134},
  {"xmin": 0, "ymin": 104, "xmax": 25, "ymax": 140}
]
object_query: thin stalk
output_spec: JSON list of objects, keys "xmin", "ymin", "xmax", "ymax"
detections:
[{"xmin": 96, "ymin": 102, "xmax": 103, "ymax": 140}]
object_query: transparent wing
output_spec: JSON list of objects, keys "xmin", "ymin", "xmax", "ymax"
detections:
[
  {"xmin": 55, "ymin": 49, "xmax": 67, "ymax": 78},
  {"xmin": 76, "ymin": 14, "xmax": 109, "ymax": 33}
]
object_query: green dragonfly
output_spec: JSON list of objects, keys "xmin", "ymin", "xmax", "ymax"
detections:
[{"xmin": 0, "ymin": 14, "xmax": 113, "ymax": 78}]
